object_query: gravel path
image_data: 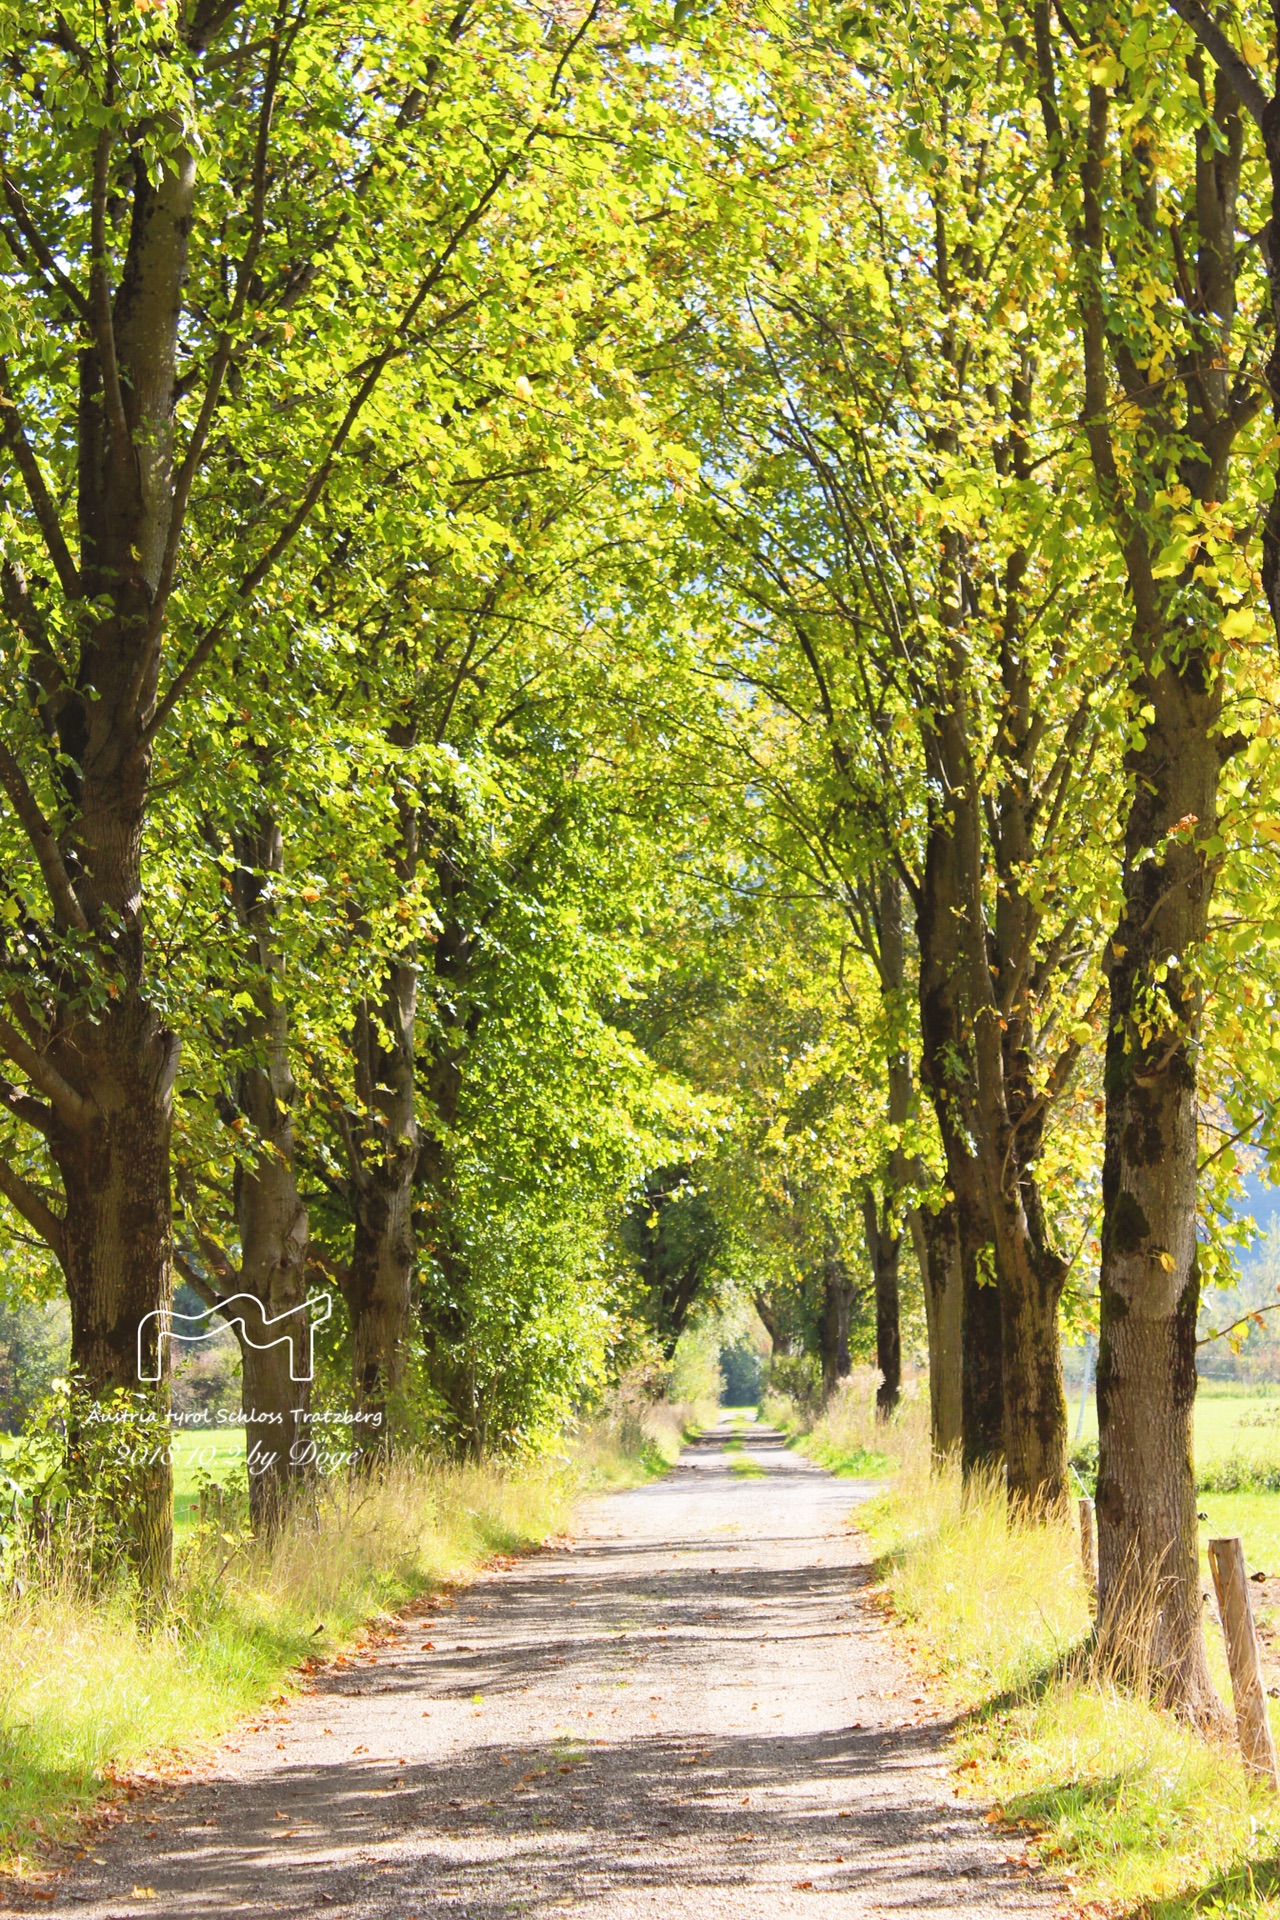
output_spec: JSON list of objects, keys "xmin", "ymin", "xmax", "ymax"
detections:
[{"xmin": 10, "ymin": 1420, "xmax": 1062, "ymax": 1918}]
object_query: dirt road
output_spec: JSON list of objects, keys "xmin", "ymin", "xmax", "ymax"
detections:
[{"xmin": 12, "ymin": 1421, "xmax": 1061, "ymax": 1918}]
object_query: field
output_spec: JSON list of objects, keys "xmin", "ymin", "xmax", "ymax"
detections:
[
  {"xmin": 1071, "ymin": 1381, "xmax": 1280, "ymax": 1580},
  {"xmin": 171, "ymin": 1428, "xmax": 248, "ymax": 1532},
  {"xmin": 1071, "ymin": 1379, "xmax": 1280, "ymax": 1463}
]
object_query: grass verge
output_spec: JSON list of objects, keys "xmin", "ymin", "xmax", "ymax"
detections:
[
  {"xmin": 793, "ymin": 1378, "xmax": 1280, "ymax": 1917},
  {"xmin": 0, "ymin": 1397, "xmax": 705, "ymax": 1883},
  {"xmin": 764, "ymin": 1370, "xmax": 900, "ymax": 1479}
]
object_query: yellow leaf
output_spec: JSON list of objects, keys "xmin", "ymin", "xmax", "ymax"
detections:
[
  {"xmin": 1156, "ymin": 1250, "xmax": 1175, "ymax": 1272},
  {"xmin": 1256, "ymin": 821, "xmax": 1280, "ymax": 844},
  {"xmin": 1221, "ymin": 607, "xmax": 1255, "ymax": 640}
]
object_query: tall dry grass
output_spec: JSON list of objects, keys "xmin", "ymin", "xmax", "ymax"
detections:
[
  {"xmin": 764, "ymin": 1365, "xmax": 928, "ymax": 1475},
  {"xmin": 572, "ymin": 1386, "xmax": 713, "ymax": 1485}
]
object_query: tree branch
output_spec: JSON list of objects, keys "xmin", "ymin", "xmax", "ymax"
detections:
[
  {"xmin": 125, "ymin": 5, "xmax": 294, "ymax": 726},
  {"xmin": 1165, "ymin": 0, "xmax": 1270, "ymax": 129},
  {"xmin": 1198, "ymin": 1298, "xmax": 1280, "ymax": 1348},
  {"xmin": 0, "ymin": 1147, "xmax": 65, "ymax": 1262},
  {"xmin": 141, "ymin": 0, "xmax": 604, "ymax": 742},
  {"xmin": 174, "ymin": 1250, "xmax": 226, "ymax": 1312},
  {"xmin": 0, "ymin": 740, "xmax": 87, "ymax": 932},
  {"xmin": 0, "ymin": 171, "xmax": 91, "ymax": 322},
  {"xmin": 0, "ymin": 372, "xmax": 83, "ymax": 599},
  {"xmin": 89, "ymin": 128, "xmax": 129, "ymax": 455},
  {"xmin": 0, "ymin": 1017, "xmax": 94, "ymax": 1131},
  {"xmin": 0, "ymin": 1075, "xmax": 55, "ymax": 1136}
]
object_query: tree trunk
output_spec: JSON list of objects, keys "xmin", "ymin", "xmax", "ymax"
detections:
[
  {"xmin": 21, "ymin": 143, "xmax": 199, "ymax": 1599},
  {"xmin": 916, "ymin": 819, "xmax": 1002, "ymax": 1477},
  {"xmin": 226, "ymin": 817, "xmax": 312, "ymax": 1533},
  {"xmin": 989, "ymin": 1183, "xmax": 1067, "ymax": 1512},
  {"xmin": 55, "ymin": 1008, "xmax": 178, "ymax": 1596},
  {"xmin": 348, "ymin": 1149, "xmax": 416, "ymax": 1443},
  {"xmin": 818, "ymin": 1236, "xmax": 855, "ymax": 1402},
  {"xmin": 863, "ymin": 868, "xmax": 909, "ymax": 1421},
  {"xmin": 753, "ymin": 1291, "xmax": 792, "ymax": 1359},
  {"xmin": 915, "ymin": 1203, "xmax": 962, "ymax": 1459},
  {"xmin": 863, "ymin": 1194, "xmax": 900, "ymax": 1419},
  {"xmin": 961, "ymin": 1260, "xmax": 1004, "ymax": 1485},
  {"xmin": 233, "ymin": 1072, "xmax": 310, "ymax": 1532},
  {"xmin": 344, "ymin": 956, "xmax": 419, "ymax": 1453},
  {"xmin": 415, "ymin": 867, "xmax": 483, "ymax": 1454},
  {"xmin": 932, "ymin": 602, "xmax": 1070, "ymax": 1516},
  {"xmin": 1095, "ymin": 672, "xmax": 1225, "ymax": 1722},
  {"xmin": 235, "ymin": 1299, "xmax": 310, "ymax": 1528}
]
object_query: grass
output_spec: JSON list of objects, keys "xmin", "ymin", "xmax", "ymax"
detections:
[
  {"xmin": 570, "ymin": 1392, "xmax": 712, "ymax": 1486},
  {"xmin": 0, "ymin": 1393, "xmax": 708, "ymax": 1883},
  {"xmin": 714, "ymin": 1422, "xmax": 767, "ymax": 1477},
  {"xmin": 764, "ymin": 1372, "xmax": 899, "ymax": 1480},
  {"xmin": 1071, "ymin": 1383, "xmax": 1280, "ymax": 1495},
  {"xmin": 790, "ymin": 1373, "xmax": 1280, "ymax": 1918},
  {"xmin": 172, "ymin": 1428, "xmax": 247, "ymax": 1534}
]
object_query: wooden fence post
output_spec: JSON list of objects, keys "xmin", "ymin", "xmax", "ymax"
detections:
[
  {"xmin": 1078, "ymin": 1497, "xmax": 1097, "ymax": 1600},
  {"xmin": 1208, "ymin": 1536, "xmax": 1279, "ymax": 1789}
]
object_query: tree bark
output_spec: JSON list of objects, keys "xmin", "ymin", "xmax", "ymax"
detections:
[
  {"xmin": 858, "ymin": 868, "xmax": 910, "ymax": 1420},
  {"xmin": 992, "ymin": 1183, "xmax": 1068, "ymax": 1511},
  {"xmin": 344, "ymin": 956, "xmax": 419, "ymax": 1453},
  {"xmin": 19, "ymin": 137, "xmax": 201, "ymax": 1597},
  {"xmin": 1043, "ymin": 43, "xmax": 1246, "ymax": 1721},
  {"xmin": 1095, "ymin": 680, "xmax": 1225, "ymax": 1719},
  {"xmin": 818, "ymin": 1235, "xmax": 856, "ymax": 1401},
  {"xmin": 916, "ymin": 816, "xmax": 1003, "ymax": 1477},
  {"xmin": 929, "ymin": 468, "xmax": 1070, "ymax": 1514},
  {"xmin": 915, "ymin": 1202, "xmax": 963, "ymax": 1459},
  {"xmin": 415, "ymin": 845, "xmax": 486, "ymax": 1454},
  {"xmin": 753, "ymin": 1291, "xmax": 792, "ymax": 1359},
  {"xmin": 863, "ymin": 1194, "xmax": 901, "ymax": 1419},
  {"xmin": 961, "ymin": 1261, "xmax": 1005, "ymax": 1484},
  {"xmin": 55, "ymin": 1011, "xmax": 179, "ymax": 1596},
  {"xmin": 229, "ymin": 817, "xmax": 311, "ymax": 1532}
]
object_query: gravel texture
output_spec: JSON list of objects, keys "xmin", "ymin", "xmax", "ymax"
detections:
[{"xmin": 7, "ymin": 1419, "xmax": 1063, "ymax": 1918}]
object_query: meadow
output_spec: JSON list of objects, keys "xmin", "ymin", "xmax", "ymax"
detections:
[{"xmin": 1072, "ymin": 1381, "xmax": 1280, "ymax": 1579}]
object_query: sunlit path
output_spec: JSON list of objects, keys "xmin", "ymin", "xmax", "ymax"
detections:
[{"xmin": 17, "ymin": 1422, "xmax": 1059, "ymax": 1919}]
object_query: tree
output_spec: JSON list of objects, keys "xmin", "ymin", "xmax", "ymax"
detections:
[
  {"xmin": 0, "ymin": 0, "xmax": 664, "ymax": 1584},
  {"xmin": 1028, "ymin": 0, "xmax": 1269, "ymax": 1716},
  {"xmin": 673, "ymin": 17, "xmax": 1119, "ymax": 1503}
]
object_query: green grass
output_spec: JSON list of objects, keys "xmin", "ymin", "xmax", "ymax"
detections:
[
  {"xmin": 858, "ymin": 1456, "xmax": 1280, "ymax": 1916},
  {"xmin": 0, "ymin": 1456, "xmax": 579, "ymax": 1882},
  {"xmin": 1070, "ymin": 1382, "xmax": 1280, "ymax": 1476},
  {"xmin": 762, "ymin": 1376, "xmax": 899, "ymax": 1479},
  {"xmin": 753, "ymin": 1370, "xmax": 1280, "ymax": 1914},
  {"xmin": 171, "ymin": 1427, "xmax": 247, "ymax": 1534},
  {"xmin": 802, "ymin": 1436, "xmax": 893, "ymax": 1477},
  {"xmin": 571, "ymin": 1396, "xmax": 714, "ymax": 1487},
  {"xmin": 722, "ymin": 1431, "xmax": 765, "ymax": 1475},
  {"xmin": 1068, "ymin": 1383, "xmax": 1280, "ymax": 1597}
]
